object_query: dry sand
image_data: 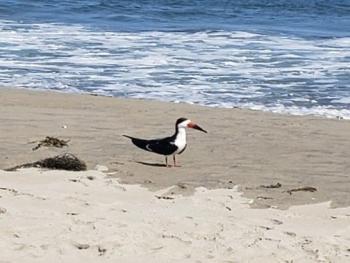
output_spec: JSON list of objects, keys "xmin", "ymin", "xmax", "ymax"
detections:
[
  {"xmin": 0, "ymin": 168, "xmax": 349, "ymax": 262},
  {"xmin": 1, "ymin": 87, "xmax": 350, "ymax": 262}
]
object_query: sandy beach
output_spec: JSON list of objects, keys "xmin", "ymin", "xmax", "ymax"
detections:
[
  {"xmin": 1, "ymin": 88, "xmax": 350, "ymax": 262},
  {"xmin": 1, "ymin": 88, "xmax": 350, "ymax": 208},
  {"xmin": 1, "ymin": 168, "xmax": 349, "ymax": 262}
]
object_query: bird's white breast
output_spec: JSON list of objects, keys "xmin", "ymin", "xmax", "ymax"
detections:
[{"xmin": 174, "ymin": 127, "xmax": 187, "ymax": 154}]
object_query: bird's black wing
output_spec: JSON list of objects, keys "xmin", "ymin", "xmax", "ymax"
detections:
[
  {"xmin": 123, "ymin": 135, "xmax": 177, "ymax": 155},
  {"xmin": 146, "ymin": 137, "xmax": 178, "ymax": 155}
]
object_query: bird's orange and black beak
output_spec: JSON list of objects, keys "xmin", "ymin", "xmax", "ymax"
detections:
[{"xmin": 187, "ymin": 121, "xmax": 207, "ymax": 133}]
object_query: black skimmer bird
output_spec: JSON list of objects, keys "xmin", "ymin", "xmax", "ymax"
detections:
[{"xmin": 123, "ymin": 118, "xmax": 207, "ymax": 167}]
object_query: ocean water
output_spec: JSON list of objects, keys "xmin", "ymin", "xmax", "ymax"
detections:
[{"xmin": 0, "ymin": 0, "xmax": 349, "ymax": 118}]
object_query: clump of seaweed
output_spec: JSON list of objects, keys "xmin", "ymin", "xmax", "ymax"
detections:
[
  {"xmin": 6, "ymin": 153, "xmax": 86, "ymax": 171},
  {"xmin": 31, "ymin": 136, "xmax": 70, "ymax": 151},
  {"xmin": 284, "ymin": 186, "xmax": 317, "ymax": 195},
  {"xmin": 259, "ymin": 182, "xmax": 282, "ymax": 189}
]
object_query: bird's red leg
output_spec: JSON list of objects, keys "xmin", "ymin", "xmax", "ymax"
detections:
[
  {"xmin": 173, "ymin": 155, "xmax": 180, "ymax": 167},
  {"xmin": 165, "ymin": 156, "xmax": 170, "ymax": 168}
]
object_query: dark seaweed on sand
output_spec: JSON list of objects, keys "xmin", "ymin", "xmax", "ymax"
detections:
[
  {"xmin": 5, "ymin": 153, "xmax": 86, "ymax": 171},
  {"xmin": 285, "ymin": 186, "xmax": 317, "ymax": 195},
  {"xmin": 31, "ymin": 136, "xmax": 70, "ymax": 151},
  {"xmin": 259, "ymin": 182, "xmax": 282, "ymax": 189}
]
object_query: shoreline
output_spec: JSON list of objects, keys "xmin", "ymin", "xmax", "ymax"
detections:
[
  {"xmin": 5, "ymin": 86, "xmax": 349, "ymax": 121},
  {"xmin": 1, "ymin": 87, "xmax": 350, "ymax": 209}
]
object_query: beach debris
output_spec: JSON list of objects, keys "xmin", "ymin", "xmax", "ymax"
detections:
[
  {"xmin": 285, "ymin": 231, "xmax": 297, "ymax": 237},
  {"xmin": 0, "ymin": 187, "xmax": 18, "ymax": 194},
  {"xmin": 259, "ymin": 225, "xmax": 273, "ymax": 231},
  {"xmin": 66, "ymin": 212, "xmax": 78, "ymax": 216},
  {"xmin": 271, "ymin": 219, "xmax": 283, "ymax": 225},
  {"xmin": 155, "ymin": 195, "xmax": 174, "ymax": 200},
  {"xmin": 285, "ymin": 186, "xmax": 317, "ymax": 195},
  {"xmin": 256, "ymin": 196, "xmax": 273, "ymax": 200},
  {"xmin": 0, "ymin": 207, "xmax": 7, "ymax": 214},
  {"xmin": 98, "ymin": 246, "xmax": 107, "ymax": 256},
  {"xmin": 260, "ymin": 182, "xmax": 282, "ymax": 189},
  {"xmin": 111, "ymin": 161, "xmax": 124, "ymax": 165},
  {"xmin": 177, "ymin": 183, "xmax": 187, "ymax": 189},
  {"xmin": 73, "ymin": 242, "xmax": 90, "ymax": 250},
  {"xmin": 68, "ymin": 178, "xmax": 88, "ymax": 187},
  {"xmin": 151, "ymin": 246, "xmax": 164, "ymax": 251},
  {"xmin": 5, "ymin": 153, "xmax": 87, "ymax": 171},
  {"xmin": 38, "ymin": 154, "xmax": 86, "ymax": 171},
  {"xmin": 69, "ymin": 178, "xmax": 79, "ymax": 182},
  {"xmin": 31, "ymin": 136, "xmax": 70, "ymax": 151}
]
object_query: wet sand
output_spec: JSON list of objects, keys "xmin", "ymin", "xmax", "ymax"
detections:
[{"xmin": 1, "ymin": 87, "xmax": 350, "ymax": 209}]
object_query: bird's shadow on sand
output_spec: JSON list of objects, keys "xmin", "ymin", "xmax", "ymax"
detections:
[{"xmin": 136, "ymin": 161, "xmax": 167, "ymax": 167}]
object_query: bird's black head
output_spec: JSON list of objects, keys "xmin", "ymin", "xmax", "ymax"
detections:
[
  {"xmin": 175, "ymin": 117, "xmax": 188, "ymax": 126},
  {"xmin": 175, "ymin": 117, "xmax": 207, "ymax": 133}
]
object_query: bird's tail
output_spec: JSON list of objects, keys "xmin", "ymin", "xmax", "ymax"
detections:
[
  {"xmin": 123, "ymin": 135, "xmax": 134, "ymax": 139},
  {"xmin": 123, "ymin": 135, "xmax": 150, "ymax": 151}
]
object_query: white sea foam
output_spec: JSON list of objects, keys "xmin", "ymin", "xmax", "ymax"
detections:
[
  {"xmin": 332, "ymin": 97, "xmax": 350, "ymax": 104},
  {"xmin": 0, "ymin": 20, "xmax": 349, "ymax": 119},
  {"xmin": 237, "ymin": 103, "xmax": 350, "ymax": 120}
]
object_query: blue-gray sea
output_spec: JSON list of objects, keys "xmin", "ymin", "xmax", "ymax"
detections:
[{"xmin": 1, "ymin": 0, "xmax": 349, "ymax": 118}]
